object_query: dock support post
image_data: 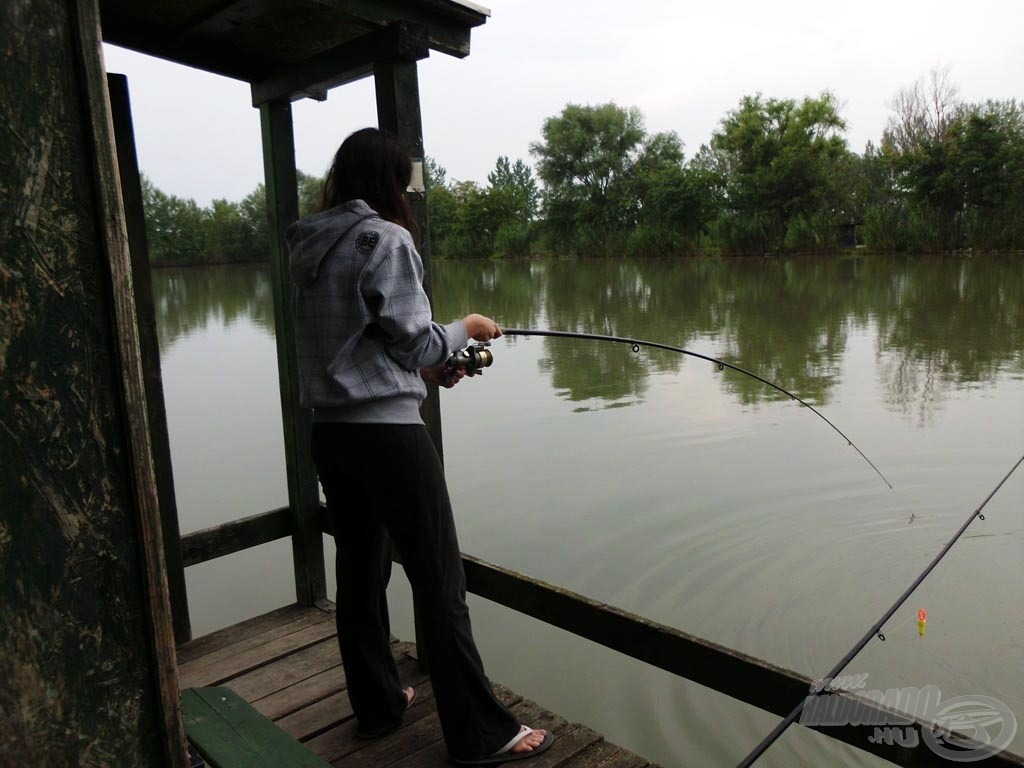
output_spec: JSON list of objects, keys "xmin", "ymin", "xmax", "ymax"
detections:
[
  {"xmin": 107, "ymin": 72, "xmax": 193, "ymax": 646},
  {"xmin": 63, "ymin": 0, "xmax": 188, "ymax": 761},
  {"xmin": 374, "ymin": 56, "xmax": 437, "ymax": 668},
  {"xmin": 259, "ymin": 99, "xmax": 328, "ymax": 608},
  {"xmin": 374, "ymin": 57, "xmax": 442, "ymax": 460}
]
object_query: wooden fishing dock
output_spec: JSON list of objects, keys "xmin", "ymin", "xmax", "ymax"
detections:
[{"xmin": 177, "ymin": 604, "xmax": 652, "ymax": 767}]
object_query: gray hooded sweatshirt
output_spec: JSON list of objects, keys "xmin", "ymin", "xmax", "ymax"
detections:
[{"xmin": 287, "ymin": 200, "xmax": 468, "ymax": 424}]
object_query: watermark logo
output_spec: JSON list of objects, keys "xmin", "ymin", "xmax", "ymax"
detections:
[
  {"xmin": 922, "ymin": 695, "xmax": 1018, "ymax": 762},
  {"xmin": 800, "ymin": 676, "xmax": 1017, "ymax": 762}
]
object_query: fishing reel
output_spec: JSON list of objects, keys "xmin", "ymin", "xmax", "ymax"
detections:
[{"xmin": 445, "ymin": 342, "xmax": 494, "ymax": 377}]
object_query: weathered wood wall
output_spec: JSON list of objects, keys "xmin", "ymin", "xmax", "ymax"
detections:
[{"xmin": 0, "ymin": 0, "xmax": 180, "ymax": 764}]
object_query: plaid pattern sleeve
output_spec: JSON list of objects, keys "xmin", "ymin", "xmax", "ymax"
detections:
[{"xmin": 363, "ymin": 235, "xmax": 464, "ymax": 371}]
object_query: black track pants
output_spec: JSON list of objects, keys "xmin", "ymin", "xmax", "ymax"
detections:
[{"xmin": 311, "ymin": 421, "xmax": 519, "ymax": 760}]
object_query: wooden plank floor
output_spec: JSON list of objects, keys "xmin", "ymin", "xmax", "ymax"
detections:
[{"xmin": 178, "ymin": 604, "xmax": 656, "ymax": 768}]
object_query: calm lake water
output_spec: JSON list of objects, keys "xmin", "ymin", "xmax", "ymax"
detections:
[{"xmin": 152, "ymin": 256, "xmax": 1024, "ymax": 767}]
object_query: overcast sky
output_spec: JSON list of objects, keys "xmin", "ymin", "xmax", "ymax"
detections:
[{"xmin": 102, "ymin": 0, "xmax": 1023, "ymax": 206}]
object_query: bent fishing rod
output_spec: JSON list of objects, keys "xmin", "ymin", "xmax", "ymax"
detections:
[
  {"xmin": 498, "ymin": 328, "xmax": 893, "ymax": 489},
  {"xmin": 734, "ymin": 450, "xmax": 1024, "ymax": 767}
]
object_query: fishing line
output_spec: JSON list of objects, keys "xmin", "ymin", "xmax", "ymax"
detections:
[
  {"xmin": 734, "ymin": 451, "xmax": 1024, "ymax": 767},
  {"xmin": 502, "ymin": 328, "xmax": 893, "ymax": 489}
]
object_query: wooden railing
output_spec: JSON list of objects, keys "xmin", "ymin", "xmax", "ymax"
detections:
[{"xmin": 174, "ymin": 506, "xmax": 1024, "ymax": 768}]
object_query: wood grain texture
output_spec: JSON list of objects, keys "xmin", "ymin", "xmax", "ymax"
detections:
[
  {"xmin": 259, "ymin": 98, "xmax": 327, "ymax": 608},
  {"xmin": 180, "ymin": 506, "xmax": 293, "ymax": 567},
  {"xmin": 179, "ymin": 609, "xmax": 655, "ymax": 767},
  {"xmin": 227, "ymin": 638, "xmax": 341, "ymax": 701},
  {"xmin": 182, "ymin": 686, "xmax": 330, "ymax": 767},
  {"xmin": 0, "ymin": 0, "xmax": 180, "ymax": 764},
  {"xmin": 73, "ymin": 1, "xmax": 186, "ymax": 763},
  {"xmin": 181, "ymin": 619, "xmax": 338, "ymax": 689},
  {"xmin": 107, "ymin": 69, "xmax": 192, "ymax": 646},
  {"xmin": 178, "ymin": 603, "xmax": 314, "ymax": 664}
]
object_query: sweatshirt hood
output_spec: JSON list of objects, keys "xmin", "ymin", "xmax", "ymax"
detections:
[{"xmin": 287, "ymin": 199, "xmax": 380, "ymax": 285}]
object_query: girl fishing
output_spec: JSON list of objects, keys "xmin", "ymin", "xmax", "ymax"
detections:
[{"xmin": 286, "ymin": 127, "xmax": 552, "ymax": 765}]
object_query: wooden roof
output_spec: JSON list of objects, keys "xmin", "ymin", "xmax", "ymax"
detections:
[{"xmin": 99, "ymin": 0, "xmax": 490, "ymax": 104}]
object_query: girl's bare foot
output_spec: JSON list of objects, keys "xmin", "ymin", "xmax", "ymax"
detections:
[{"xmin": 509, "ymin": 725, "xmax": 547, "ymax": 753}]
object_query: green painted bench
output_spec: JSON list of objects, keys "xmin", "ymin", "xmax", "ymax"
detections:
[{"xmin": 182, "ymin": 687, "xmax": 330, "ymax": 767}]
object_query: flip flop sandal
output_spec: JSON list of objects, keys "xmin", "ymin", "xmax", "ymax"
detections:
[{"xmin": 453, "ymin": 725, "xmax": 554, "ymax": 765}]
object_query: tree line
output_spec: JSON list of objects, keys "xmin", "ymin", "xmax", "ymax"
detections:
[
  {"xmin": 141, "ymin": 172, "xmax": 322, "ymax": 265},
  {"xmin": 144, "ymin": 69, "xmax": 1024, "ymax": 263}
]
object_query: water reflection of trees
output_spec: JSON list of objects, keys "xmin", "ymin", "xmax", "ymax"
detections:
[
  {"xmin": 432, "ymin": 260, "xmax": 543, "ymax": 331},
  {"xmin": 867, "ymin": 256, "xmax": 1024, "ymax": 422},
  {"xmin": 542, "ymin": 261, "xmax": 684, "ymax": 406},
  {"xmin": 152, "ymin": 266, "xmax": 275, "ymax": 353},
  {"xmin": 433, "ymin": 256, "xmax": 1023, "ymax": 417},
  {"xmin": 149, "ymin": 258, "xmax": 1023, "ymax": 419},
  {"xmin": 707, "ymin": 260, "xmax": 849, "ymax": 406}
]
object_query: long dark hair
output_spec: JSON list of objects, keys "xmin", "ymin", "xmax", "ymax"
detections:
[{"xmin": 320, "ymin": 128, "xmax": 417, "ymax": 238}]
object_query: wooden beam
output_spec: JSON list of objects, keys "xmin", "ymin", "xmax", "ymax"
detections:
[
  {"xmin": 251, "ymin": 23, "xmax": 429, "ymax": 107},
  {"xmin": 72, "ymin": 1, "xmax": 187, "ymax": 764},
  {"xmin": 99, "ymin": 9, "xmax": 262, "ymax": 82},
  {"xmin": 259, "ymin": 99, "xmax": 328, "ymax": 608},
  {"xmin": 181, "ymin": 508, "xmax": 293, "ymax": 567},
  {"xmin": 179, "ymin": 504, "xmax": 329, "ymax": 569},
  {"xmin": 314, "ymin": 0, "xmax": 481, "ymax": 57},
  {"xmin": 462, "ymin": 554, "xmax": 816, "ymax": 715},
  {"xmin": 460, "ymin": 554, "xmax": 1024, "ymax": 768},
  {"xmin": 374, "ymin": 57, "xmax": 439, "ymax": 666},
  {"xmin": 374, "ymin": 58, "xmax": 443, "ymax": 458},
  {"xmin": 107, "ymin": 72, "xmax": 193, "ymax": 646},
  {"xmin": 179, "ymin": 0, "xmax": 286, "ymax": 39}
]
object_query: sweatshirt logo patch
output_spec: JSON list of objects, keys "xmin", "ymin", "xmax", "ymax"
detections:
[{"xmin": 356, "ymin": 230, "xmax": 381, "ymax": 255}]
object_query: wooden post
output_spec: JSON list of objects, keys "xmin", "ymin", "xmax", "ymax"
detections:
[
  {"xmin": 107, "ymin": 72, "xmax": 193, "ymax": 646},
  {"xmin": 259, "ymin": 99, "xmax": 328, "ymax": 608},
  {"xmin": 69, "ymin": 1, "xmax": 188, "ymax": 763},
  {"xmin": 374, "ymin": 57, "xmax": 444, "ymax": 460},
  {"xmin": 374, "ymin": 56, "xmax": 438, "ymax": 667}
]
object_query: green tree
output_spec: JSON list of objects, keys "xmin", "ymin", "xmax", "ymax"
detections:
[
  {"xmin": 877, "ymin": 73, "xmax": 1024, "ymax": 252},
  {"xmin": 486, "ymin": 156, "xmax": 539, "ymax": 256},
  {"xmin": 949, "ymin": 101, "xmax": 1024, "ymax": 211},
  {"xmin": 141, "ymin": 170, "xmax": 337, "ymax": 265},
  {"xmin": 710, "ymin": 92, "xmax": 851, "ymax": 254},
  {"xmin": 424, "ymin": 156, "xmax": 448, "ymax": 189},
  {"xmin": 437, "ymin": 180, "xmax": 493, "ymax": 257},
  {"xmin": 206, "ymin": 198, "xmax": 251, "ymax": 261},
  {"xmin": 424, "ymin": 157, "xmax": 460, "ymax": 256},
  {"xmin": 423, "ymin": 158, "xmax": 488, "ymax": 258},
  {"xmin": 238, "ymin": 183, "xmax": 270, "ymax": 259},
  {"xmin": 425, "ymin": 156, "xmax": 541, "ymax": 258},
  {"xmin": 530, "ymin": 102, "xmax": 647, "ymax": 252},
  {"xmin": 631, "ymin": 131, "xmax": 684, "ymax": 216},
  {"xmin": 628, "ymin": 131, "xmax": 729, "ymax": 255},
  {"xmin": 487, "ymin": 156, "xmax": 540, "ymax": 223},
  {"xmin": 870, "ymin": 70, "xmax": 967, "ymax": 251},
  {"xmin": 297, "ymin": 170, "xmax": 323, "ymax": 216},
  {"xmin": 141, "ymin": 175, "xmax": 209, "ymax": 263},
  {"xmin": 682, "ymin": 144, "xmax": 728, "ymax": 247}
]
